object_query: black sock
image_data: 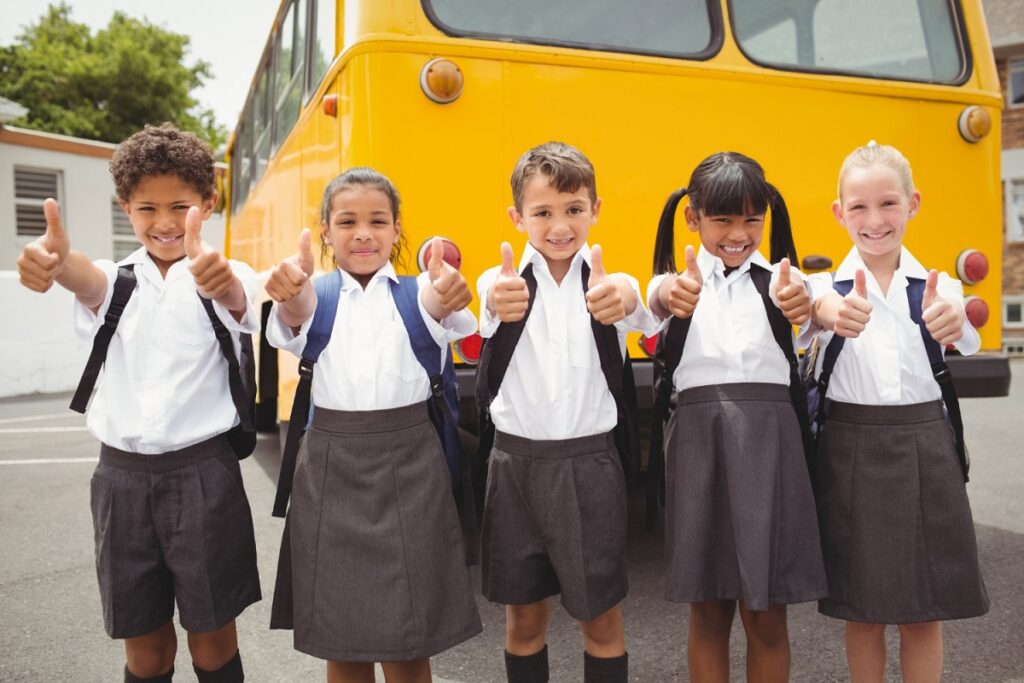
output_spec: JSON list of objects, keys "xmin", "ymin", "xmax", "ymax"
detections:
[
  {"xmin": 124, "ymin": 666, "xmax": 174, "ymax": 683},
  {"xmin": 583, "ymin": 651, "xmax": 628, "ymax": 683},
  {"xmin": 194, "ymin": 651, "xmax": 244, "ymax": 683},
  {"xmin": 505, "ymin": 644, "xmax": 549, "ymax": 683}
]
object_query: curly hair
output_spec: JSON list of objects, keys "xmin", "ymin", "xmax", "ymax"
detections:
[{"xmin": 110, "ymin": 123, "xmax": 215, "ymax": 201}]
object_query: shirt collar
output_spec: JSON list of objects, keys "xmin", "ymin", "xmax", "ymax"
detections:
[
  {"xmin": 338, "ymin": 260, "xmax": 399, "ymax": 291},
  {"xmin": 834, "ymin": 246, "xmax": 927, "ymax": 282},
  {"xmin": 520, "ymin": 241, "xmax": 590, "ymax": 279},
  {"xmin": 696, "ymin": 245, "xmax": 769, "ymax": 280},
  {"xmin": 118, "ymin": 248, "xmax": 192, "ymax": 284}
]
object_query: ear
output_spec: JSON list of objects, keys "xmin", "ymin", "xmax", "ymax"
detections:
[
  {"xmin": 393, "ymin": 217, "xmax": 402, "ymax": 238},
  {"xmin": 118, "ymin": 199, "xmax": 132, "ymax": 217},
  {"xmin": 684, "ymin": 205, "xmax": 699, "ymax": 233},
  {"xmin": 590, "ymin": 197, "xmax": 602, "ymax": 222},
  {"xmin": 907, "ymin": 191, "xmax": 921, "ymax": 219},
  {"xmin": 831, "ymin": 200, "xmax": 844, "ymax": 225},
  {"xmin": 320, "ymin": 220, "xmax": 330, "ymax": 244},
  {"xmin": 201, "ymin": 192, "xmax": 218, "ymax": 220},
  {"xmin": 507, "ymin": 206, "xmax": 525, "ymax": 233}
]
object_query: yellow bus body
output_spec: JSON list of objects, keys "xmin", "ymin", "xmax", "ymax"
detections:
[{"xmin": 226, "ymin": 0, "xmax": 1006, "ymax": 421}]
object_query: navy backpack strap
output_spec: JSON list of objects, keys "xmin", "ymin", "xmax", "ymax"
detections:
[
  {"xmin": 907, "ymin": 278, "xmax": 969, "ymax": 481},
  {"xmin": 70, "ymin": 266, "xmax": 137, "ymax": 413},
  {"xmin": 273, "ymin": 270, "xmax": 342, "ymax": 518},
  {"xmin": 391, "ymin": 276, "xmax": 451, "ymax": 420},
  {"xmin": 198, "ymin": 295, "xmax": 257, "ymax": 458},
  {"xmin": 813, "ymin": 279, "xmax": 852, "ymax": 434}
]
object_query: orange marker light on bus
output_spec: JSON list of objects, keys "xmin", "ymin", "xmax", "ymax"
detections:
[
  {"xmin": 322, "ymin": 94, "xmax": 338, "ymax": 117},
  {"xmin": 420, "ymin": 58, "xmax": 464, "ymax": 104},
  {"xmin": 958, "ymin": 106, "xmax": 991, "ymax": 143}
]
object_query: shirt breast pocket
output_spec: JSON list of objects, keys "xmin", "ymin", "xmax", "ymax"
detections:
[
  {"xmin": 163, "ymin": 292, "xmax": 219, "ymax": 346},
  {"xmin": 568, "ymin": 313, "xmax": 597, "ymax": 369},
  {"xmin": 380, "ymin": 321, "xmax": 427, "ymax": 382}
]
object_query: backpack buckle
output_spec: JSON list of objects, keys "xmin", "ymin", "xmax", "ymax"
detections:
[
  {"xmin": 430, "ymin": 374, "xmax": 444, "ymax": 398},
  {"xmin": 298, "ymin": 359, "xmax": 315, "ymax": 380}
]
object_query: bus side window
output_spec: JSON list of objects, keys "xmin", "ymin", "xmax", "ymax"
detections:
[
  {"xmin": 309, "ymin": 0, "xmax": 337, "ymax": 96},
  {"xmin": 274, "ymin": 0, "xmax": 308, "ymax": 150}
]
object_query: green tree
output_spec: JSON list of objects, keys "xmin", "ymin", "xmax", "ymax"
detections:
[{"xmin": 0, "ymin": 3, "xmax": 227, "ymax": 149}]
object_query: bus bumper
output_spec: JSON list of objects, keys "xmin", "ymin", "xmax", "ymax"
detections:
[{"xmin": 947, "ymin": 353, "xmax": 1012, "ymax": 398}]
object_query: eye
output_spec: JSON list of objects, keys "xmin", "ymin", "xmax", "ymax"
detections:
[
  {"xmin": 533, "ymin": 210, "xmax": 550, "ymax": 218},
  {"xmin": 568, "ymin": 206, "xmax": 583, "ymax": 215}
]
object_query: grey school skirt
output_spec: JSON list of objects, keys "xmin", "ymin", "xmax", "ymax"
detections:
[
  {"xmin": 664, "ymin": 383, "xmax": 828, "ymax": 610},
  {"xmin": 270, "ymin": 402, "xmax": 481, "ymax": 662},
  {"xmin": 816, "ymin": 400, "xmax": 989, "ymax": 624}
]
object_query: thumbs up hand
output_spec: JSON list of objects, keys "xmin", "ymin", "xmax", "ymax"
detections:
[
  {"xmin": 921, "ymin": 269, "xmax": 964, "ymax": 345},
  {"xmin": 489, "ymin": 242, "xmax": 529, "ymax": 323},
  {"xmin": 658, "ymin": 245, "xmax": 703, "ymax": 319},
  {"xmin": 422, "ymin": 237, "xmax": 471, "ymax": 319},
  {"xmin": 267, "ymin": 228, "xmax": 318, "ymax": 328},
  {"xmin": 186, "ymin": 207, "xmax": 237, "ymax": 301},
  {"xmin": 833, "ymin": 269, "xmax": 873, "ymax": 338},
  {"xmin": 772, "ymin": 258, "xmax": 811, "ymax": 325},
  {"xmin": 585, "ymin": 245, "xmax": 634, "ymax": 324},
  {"xmin": 17, "ymin": 198, "xmax": 71, "ymax": 292}
]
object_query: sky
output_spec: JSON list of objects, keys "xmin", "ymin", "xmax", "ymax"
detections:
[{"xmin": 0, "ymin": 0, "xmax": 284, "ymax": 133}]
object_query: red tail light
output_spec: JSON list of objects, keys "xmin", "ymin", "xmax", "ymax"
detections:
[
  {"xmin": 964, "ymin": 296, "xmax": 989, "ymax": 328},
  {"xmin": 455, "ymin": 333, "xmax": 482, "ymax": 365},
  {"xmin": 956, "ymin": 249, "xmax": 988, "ymax": 285},
  {"xmin": 416, "ymin": 236, "xmax": 462, "ymax": 272},
  {"xmin": 639, "ymin": 333, "xmax": 659, "ymax": 357}
]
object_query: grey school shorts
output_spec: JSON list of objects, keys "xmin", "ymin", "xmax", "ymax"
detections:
[
  {"xmin": 481, "ymin": 430, "xmax": 628, "ymax": 622},
  {"xmin": 90, "ymin": 433, "xmax": 261, "ymax": 639}
]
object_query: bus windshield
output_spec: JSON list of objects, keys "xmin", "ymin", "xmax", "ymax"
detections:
[
  {"xmin": 730, "ymin": 0, "xmax": 966, "ymax": 83},
  {"xmin": 424, "ymin": 0, "xmax": 717, "ymax": 58}
]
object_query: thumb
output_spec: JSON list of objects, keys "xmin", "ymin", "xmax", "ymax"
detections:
[
  {"xmin": 500, "ymin": 242, "xmax": 516, "ymax": 277},
  {"xmin": 923, "ymin": 269, "xmax": 938, "ymax": 307},
  {"xmin": 184, "ymin": 206, "xmax": 203, "ymax": 259},
  {"xmin": 589, "ymin": 244, "xmax": 606, "ymax": 286},
  {"xmin": 298, "ymin": 228, "xmax": 314, "ymax": 276},
  {"xmin": 43, "ymin": 198, "xmax": 67, "ymax": 249},
  {"xmin": 428, "ymin": 236, "xmax": 444, "ymax": 280},
  {"xmin": 684, "ymin": 245, "xmax": 700, "ymax": 282},
  {"xmin": 853, "ymin": 269, "xmax": 868, "ymax": 299},
  {"xmin": 779, "ymin": 257, "xmax": 791, "ymax": 285}
]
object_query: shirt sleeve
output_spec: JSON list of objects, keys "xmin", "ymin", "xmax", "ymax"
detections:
[
  {"xmin": 266, "ymin": 302, "xmax": 313, "ymax": 356},
  {"xmin": 612, "ymin": 273, "xmax": 660, "ymax": 335},
  {"xmin": 207, "ymin": 260, "xmax": 260, "ymax": 335},
  {"xmin": 797, "ymin": 271, "xmax": 838, "ymax": 348},
  {"xmin": 644, "ymin": 273, "xmax": 674, "ymax": 334},
  {"xmin": 476, "ymin": 265, "xmax": 502, "ymax": 338},
  {"xmin": 937, "ymin": 272, "xmax": 980, "ymax": 356},
  {"xmin": 72, "ymin": 259, "xmax": 116, "ymax": 339},
  {"xmin": 415, "ymin": 271, "xmax": 477, "ymax": 345}
]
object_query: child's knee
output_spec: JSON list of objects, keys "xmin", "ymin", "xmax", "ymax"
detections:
[
  {"xmin": 124, "ymin": 622, "xmax": 177, "ymax": 678},
  {"xmin": 507, "ymin": 602, "xmax": 549, "ymax": 645},
  {"xmin": 187, "ymin": 621, "xmax": 239, "ymax": 672},
  {"xmin": 741, "ymin": 605, "xmax": 789, "ymax": 648},
  {"xmin": 580, "ymin": 606, "xmax": 623, "ymax": 647},
  {"xmin": 897, "ymin": 621, "xmax": 942, "ymax": 641},
  {"xmin": 690, "ymin": 601, "xmax": 736, "ymax": 639}
]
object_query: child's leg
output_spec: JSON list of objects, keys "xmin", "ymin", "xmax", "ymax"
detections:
[
  {"xmin": 381, "ymin": 658, "xmax": 432, "ymax": 683},
  {"xmin": 326, "ymin": 661, "xmax": 375, "ymax": 683},
  {"xmin": 688, "ymin": 600, "xmax": 736, "ymax": 683},
  {"xmin": 579, "ymin": 605, "xmax": 627, "ymax": 682},
  {"xmin": 187, "ymin": 620, "xmax": 244, "ymax": 682},
  {"xmin": 124, "ymin": 620, "xmax": 177, "ymax": 680},
  {"xmin": 897, "ymin": 621, "xmax": 943, "ymax": 683},
  {"xmin": 507, "ymin": 600, "xmax": 550, "ymax": 655},
  {"xmin": 737, "ymin": 603, "xmax": 789, "ymax": 683},
  {"xmin": 845, "ymin": 622, "xmax": 886, "ymax": 683}
]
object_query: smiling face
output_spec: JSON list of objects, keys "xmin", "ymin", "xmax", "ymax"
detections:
[
  {"xmin": 120, "ymin": 173, "xmax": 215, "ymax": 275},
  {"xmin": 685, "ymin": 203, "xmax": 765, "ymax": 268},
  {"xmin": 507, "ymin": 173, "xmax": 601, "ymax": 281},
  {"xmin": 321, "ymin": 185, "xmax": 401, "ymax": 287},
  {"xmin": 833, "ymin": 164, "xmax": 919, "ymax": 268}
]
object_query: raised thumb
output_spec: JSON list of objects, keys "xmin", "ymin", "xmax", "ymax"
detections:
[
  {"xmin": 779, "ymin": 257, "xmax": 791, "ymax": 284},
  {"xmin": 298, "ymin": 228, "xmax": 314, "ymax": 276},
  {"xmin": 43, "ymin": 198, "xmax": 67, "ymax": 247},
  {"xmin": 853, "ymin": 269, "xmax": 868, "ymax": 299},
  {"xmin": 589, "ymin": 244, "xmax": 605, "ymax": 286},
  {"xmin": 923, "ymin": 269, "xmax": 939, "ymax": 307},
  {"xmin": 500, "ymin": 241, "xmax": 516, "ymax": 276},
  {"xmin": 684, "ymin": 245, "xmax": 700, "ymax": 281},
  {"xmin": 428, "ymin": 236, "xmax": 444, "ymax": 280},
  {"xmin": 184, "ymin": 207, "xmax": 203, "ymax": 259}
]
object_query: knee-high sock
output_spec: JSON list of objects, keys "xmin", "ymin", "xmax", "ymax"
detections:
[
  {"xmin": 194, "ymin": 650, "xmax": 244, "ymax": 683},
  {"xmin": 583, "ymin": 651, "xmax": 628, "ymax": 683},
  {"xmin": 505, "ymin": 644, "xmax": 549, "ymax": 683}
]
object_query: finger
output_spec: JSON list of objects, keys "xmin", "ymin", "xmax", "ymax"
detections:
[
  {"xmin": 922, "ymin": 301, "xmax": 946, "ymax": 325},
  {"xmin": 298, "ymin": 229, "xmax": 315, "ymax": 276},
  {"xmin": 184, "ymin": 207, "xmax": 204, "ymax": 260},
  {"xmin": 500, "ymin": 242, "xmax": 516, "ymax": 276},
  {"xmin": 428, "ymin": 237, "xmax": 444, "ymax": 282},
  {"xmin": 779, "ymin": 258, "xmax": 791, "ymax": 285},
  {"xmin": 589, "ymin": 244, "xmax": 606, "ymax": 287},
  {"xmin": 847, "ymin": 269, "xmax": 865, "ymax": 300},
  {"xmin": 42, "ymin": 198, "xmax": 67, "ymax": 247},
  {"xmin": 923, "ymin": 269, "xmax": 939, "ymax": 308},
  {"xmin": 282, "ymin": 260, "xmax": 310, "ymax": 287},
  {"xmin": 24, "ymin": 244, "xmax": 62, "ymax": 270},
  {"xmin": 684, "ymin": 245, "xmax": 700, "ymax": 281},
  {"xmin": 678, "ymin": 275, "xmax": 702, "ymax": 295}
]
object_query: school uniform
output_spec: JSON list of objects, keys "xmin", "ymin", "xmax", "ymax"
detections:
[
  {"xmin": 807, "ymin": 246, "xmax": 989, "ymax": 624},
  {"xmin": 646, "ymin": 246, "xmax": 828, "ymax": 610},
  {"xmin": 267, "ymin": 263, "xmax": 482, "ymax": 662},
  {"xmin": 74, "ymin": 247, "xmax": 261, "ymax": 639},
  {"xmin": 477, "ymin": 243, "xmax": 654, "ymax": 622}
]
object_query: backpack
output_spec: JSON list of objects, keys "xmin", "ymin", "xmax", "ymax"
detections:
[
  {"xmin": 474, "ymin": 261, "xmax": 642, "ymax": 506},
  {"xmin": 645, "ymin": 264, "xmax": 811, "ymax": 529},
  {"xmin": 271, "ymin": 271, "xmax": 477, "ymax": 559},
  {"xmin": 70, "ymin": 265, "xmax": 258, "ymax": 459},
  {"xmin": 802, "ymin": 276, "xmax": 969, "ymax": 481}
]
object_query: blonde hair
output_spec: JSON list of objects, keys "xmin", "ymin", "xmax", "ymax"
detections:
[{"xmin": 836, "ymin": 141, "xmax": 915, "ymax": 200}]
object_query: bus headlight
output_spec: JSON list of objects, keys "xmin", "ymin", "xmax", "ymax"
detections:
[
  {"xmin": 420, "ymin": 58, "xmax": 464, "ymax": 104},
  {"xmin": 958, "ymin": 106, "xmax": 991, "ymax": 143}
]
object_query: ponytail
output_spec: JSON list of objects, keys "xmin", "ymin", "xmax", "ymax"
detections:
[
  {"xmin": 767, "ymin": 184, "xmax": 798, "ymax": 265},
  {"xmin": 652, "ymin": 188, "xmax": 688, "ymax": 275}
]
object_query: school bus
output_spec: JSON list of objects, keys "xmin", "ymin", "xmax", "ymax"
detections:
[{"xmin": 225, "ymin": 0, "xmax": 1011, "ymax": 429}]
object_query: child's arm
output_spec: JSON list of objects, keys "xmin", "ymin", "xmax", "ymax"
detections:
[
  {"xmin": 770, "ymin": 258, "xmax": 810, "ymax": 326},
  {"xmin": 922, "ymin": 269, "xmax": 970, "ymax": 347},
  {"xmin": 585, "ymin": 245, "xmax": 638, "ymax": 325},
  {"xmin": 485, "ymin": 242, "xmax": 530, "ymax": 323},
  {"xmin": 650, "ymin": 245, "xmax": 702, "ymax": 320},
  {"xmin": 184, "ymin": 207, "xmax": 248, "ymax": 320},
  {"xmin": 266, "ymin": 229, "xmax": 317, "ymax": 332},
  {"xmin": 17, "ymin": 199, "xmax": 107, "ymax": 310},
  {"xmin": 420, "ymin": 238, "xmax": 472, "ymax": 321},
  {"xmin": 811, "ymin": 269, "xmax": 872, "ymax": 338}
]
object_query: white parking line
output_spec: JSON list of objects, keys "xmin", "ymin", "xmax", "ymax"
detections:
[
  {"xmin": 0, "ymin": 457, "xmax": 98, "ymax": 465},
  {"xmin": 0, "ymin": 412, "xmax": 81, "ymax": 425},
  {"xmin": 0, "ymin": 427, "xmax": 90, "ymax": 434}
]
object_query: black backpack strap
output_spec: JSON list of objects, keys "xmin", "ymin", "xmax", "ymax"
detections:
[
  {"xmin": 907, "ymin": 278, "xmax": 969, "ymax": 482},
  {"xmin": 750, "ymin": 265, "xmax": 814, "ymax": 470},
  {"xmin": 813, "ymin": 280, "xmax": 852, "ymax": 435},
  {"xmin": 70, "ymin": 266, "xmax": 137, "ymax": 413},
  {"xmin": 198, "ymin": 296, "xmax": 257, "ymax": 458},
  {"xmin": 646, "ymin": 278, "xmax": 693, "ymax": 530}
]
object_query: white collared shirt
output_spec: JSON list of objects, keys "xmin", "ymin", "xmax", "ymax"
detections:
[
  {"xmin": 476, "ymin": 242, "xmax": 657, "ymax": 440},
  {"xmin": 646, "ymin": 247, "xmax": 806, "ymax": 392},
  {"xmin": 268, "ymin": 263, "xmax": 476, "ymax": 411},
  {"xmin": 73, "ymin": 247, "xmax": 260, "ymax": 454},
  {"xmin": 805, "ymin": 246, "xmax": 979, "ymax": 405}
]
